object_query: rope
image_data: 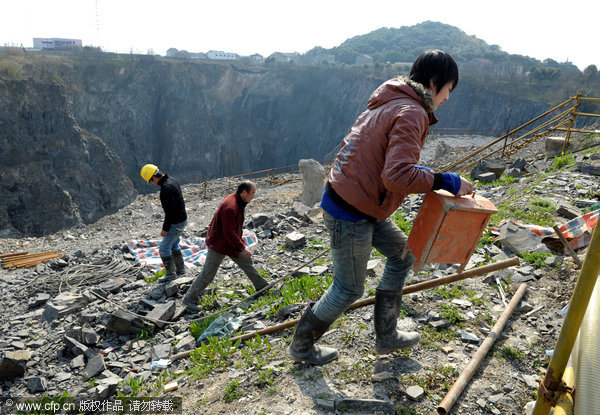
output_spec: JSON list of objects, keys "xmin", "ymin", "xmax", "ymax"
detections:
[{"xmin": 18, "ymin": 255, "xmax": 144, "ymax": 296}]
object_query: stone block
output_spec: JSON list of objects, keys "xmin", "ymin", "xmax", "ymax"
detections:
[
  {"xmin": 545, "ymin": 136, "xmax": 567, "ymax": 156},
  {"xmin": 477, "ymin": 172, "xmax": 497, "ymax": 183},
  {"xmin": 146, "ymin": 301, "xmax": 176, "ymax": 328},
  {"xmin": 41, "ymin": 292, "xmax": 88, "ymax": 322},
  {"xmin": 556, "ymin": 203, "xmax": 582, "ymax": 219},
  {"xmin": 0, "ymin": 350, "xmax": 32, "ymax": 380},
  {"xmin": 285, "ymin": 231, "xmax": 306, "ymax": 248},
  {"xmin": 106, "ymin": 310, "xmax": 143, "ymax": 335},
  {"xmin": 27, "ymin": 376, "xmax": 48, "ymax": 393},
  {"xmin": 299, "ymin": 159, "xmax": 326, "ymax": 207},
  {"xmin": 83, "ymin": 354, "xmax": 106, "ymax": 380}
]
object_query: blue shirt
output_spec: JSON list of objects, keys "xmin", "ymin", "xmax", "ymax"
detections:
[{"xmin": 320, "ymin": 186, "xmax": 362, "ymax": 221}]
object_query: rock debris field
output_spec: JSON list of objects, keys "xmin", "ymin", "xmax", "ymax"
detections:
[{"xmin": 1, "ymin": 135, "xmax": 599, "ymax": 415}]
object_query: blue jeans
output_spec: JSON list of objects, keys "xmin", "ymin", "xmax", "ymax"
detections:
[
  {"xmin": 312, "ymin": 211, "xmax": 415, "ymax": 324},
  {"xmin": 159, "ymin": 220, "xmax": 187, "ymax": 258}
]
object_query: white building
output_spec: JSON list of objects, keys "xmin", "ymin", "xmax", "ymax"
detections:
[
  {"xmin": 207, "ymin": 50, "xmax": 239, "ymax": 60},
  {"xmin": 33, "ymin": 38, "xmax": 82, "ymax": 50}
]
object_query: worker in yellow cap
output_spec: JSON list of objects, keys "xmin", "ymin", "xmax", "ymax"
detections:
[{"xmin": 140, "ymin": 164, "xmax": 188, "ymax": 281}]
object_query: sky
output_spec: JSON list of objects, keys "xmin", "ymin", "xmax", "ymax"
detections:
[{"xmin": 1, "ymin": 0, "xmax": 597, "ymax": 71}]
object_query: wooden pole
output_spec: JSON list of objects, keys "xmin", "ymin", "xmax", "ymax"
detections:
[
  {"xmin": 437, "ymin": 283, "xmax": 528, "ymax": 415},
  {"xmin": 170, "ymin": 257, "xmax": 520, "ymax": 362}
]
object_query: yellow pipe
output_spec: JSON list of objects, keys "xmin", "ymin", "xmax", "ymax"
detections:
[
  {"xmin": 572, "ymin": 274, "xmax": 600, "ymax": 414},
  {"xmin": 532, "ymin": 222, "xmax": 600, "ymax": 414},
  {"xmin": 553, "ymin": 366, "xmax": 574, "ymax": 415}
]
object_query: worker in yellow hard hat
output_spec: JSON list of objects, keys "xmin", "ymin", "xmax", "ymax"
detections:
[{"xmin": 140, "ymin": 164, "xmax": 188, "ymax": 281}]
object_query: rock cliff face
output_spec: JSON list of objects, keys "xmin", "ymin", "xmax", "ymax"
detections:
[
  {"xmin": 0, "ymin": 55, "xmax": 552, "ymax": 236},
  {"xmin": 0, "ymin": 78, "xmax": 136, "ymax": 237}
]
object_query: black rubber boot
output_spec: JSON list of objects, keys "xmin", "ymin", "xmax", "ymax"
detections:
[
  {"xmin": 159, "ymin": 256, "xmax": 177, "ymax": 282},
  {"xmin": 374, "ymin": 289, "xmax": 420, "ymax": 354},
  {"xmin": 172, "ymin": 250, "xmax": 186, "ymax": 276},
  {"xmin": 289, "ymin": 305, "xmax": 339, "ymax": 365}
]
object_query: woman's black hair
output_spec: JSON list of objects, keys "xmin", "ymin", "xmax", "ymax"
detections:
[{"xmin": 409, "ymin": 49, "xmax": 459, "ymax": 93}]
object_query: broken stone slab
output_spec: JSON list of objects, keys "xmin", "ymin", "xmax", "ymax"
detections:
[
  {"xmin": 299, "ymin": 158, "xmax": 326, "ymax": 207},
  {"xmin": 314, "ymin": 398, "xmax": 336, "ymax": 411},
  {"xmin": 292, "ymin": 266, "xmax": 310, "ymax": 277},
  {"xmin": 83, "ymin": 354, "xmax": 106, "ymax": 380},
  {"xmin": 0, "ymin": 350, "xmax": 32, "ymax": 380},
  {"xmin": 64, "ymin": 336, "xmax": 95, "ymax": 359},
  {"xmin": 372, "ymin": 371, "xmax": 396, "ymax": 382},
  {"xmin": 289, "ymin": 202, "xmax": 311, "ymax": 221},
  {"xmin": 310, "ymin": 265, "xmax": 328, "ymax": 275},
  {"xmin": 505, "ymin": 168, "xmax": 522, "ymax": 178},
  {"xmin": 164, "ymin": 276, "xmax": 194, "ymax": 298},
  {"xmin": 461, "ymin": 331, "xmax": 479, "ymax": 343},
  {"xmin": 173, "ymin": 335, "xmax": 196, "ymax": 354},
  {"xmin": 93, "ymin": 376, "xmax": 121, "ymax": 399},
  {"xmin": 496, "ymin": 221, "xmax": 551, "ymax": 254},
  {"xmin": 556, "ymin": 203, "xmax": 582, "ymax": 220},
  {"xmin": 106, "ymin": 310, "xmax": 143, "ymax": 335},
  {"xmin": 81, "ymin": 327, "xmax": 99, "ymax": 346},
  {"xmin": 305, "ymin": 206, "xmax": 323, "ymax": 223},
  {"xmin": 98, "ymin": 277, "xmax": 126, "ymax": 294},
  {"xmin": 27, "ymin": 376, "xmax": 48, "ymax": 393},
  {"xmin": 150, "ymin": 343, "xmax": 172, "ymax": 361},
  {"xmin": 145, "ymin": 300, "xmax": 176, "ymax": 328},
  {"xmin": 41, "ymin": 292, "xmax": 88, "ymax": 323},
  {"xmin": 471, "ymin": 158, "xmax": 506, "ymax": 180},
  {"xmin": 406, "ymin": 385, "xmax": 425, "ymax": 401},
  {"xmin": 28, "ymin": 293, "xmax": 51, "ymax": 309},
  {"xmin": 509, "ymin": 158, "xmax": 527, "ymax": 170},
  {"xmin": 477, "ymin": 171, "xmax": 497, "ymax": 183},
  {"xmin": 251, "ymin": 213, "xmax": 270, "ymax": 228},
  {"xmin": 577, "ymin": 162, "xmax": 600, "ymax": 176},
  {"xmin": 334, "ymin": 398, "xmax": 395, "ymax": 415},
  {"xmin": 366, "ymin": 258, "xmax": 384, "ymax": 278},
  {"xmin": 65, "ymin": 327, "xmax": 99, "ymax": 347},
  {"xmin": 70, "ymin": 354, "xmax": 85, "ymax": 369},
  {"xmin": 545, "ymin": 136, "xmax": 567, "ymax": 156},
  {"xmin": 54, "ymin": 372, "xmax": 72, "ymax": 383},
  {"xmin": 285, "ymin": 231, "xmax": 306, "ymax": 248},
  {"xmin": 429, "ymin": 319, "xmax": 451, "ymax": 329}
]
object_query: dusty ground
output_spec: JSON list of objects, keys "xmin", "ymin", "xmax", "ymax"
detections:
[{"xmin": 1, "ymin": 134, "xmax": 598, "ymax": 415}]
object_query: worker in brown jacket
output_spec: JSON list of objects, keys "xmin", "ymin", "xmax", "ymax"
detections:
[
  {"xmin": 183, "ymin": 181, "xmax": 268, "ymax": 312},
  {"xmin": 289, "ymin": 50, "xmax": 473, "ymax": 365}
]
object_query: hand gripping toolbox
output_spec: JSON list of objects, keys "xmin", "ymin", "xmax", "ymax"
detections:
[{"xmin": 406, "ymin": 190, "xmax": 497, "ymax": 272}]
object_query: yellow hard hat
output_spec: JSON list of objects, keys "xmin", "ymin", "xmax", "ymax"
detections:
[{"xmin": 140, "ymin": 164, "xmax": 159, "ymax": 183}]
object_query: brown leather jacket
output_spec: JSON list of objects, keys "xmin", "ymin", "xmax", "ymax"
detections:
[{"xmin": 328, "ymin": 77, "xmax": 438, "ymax": 220}]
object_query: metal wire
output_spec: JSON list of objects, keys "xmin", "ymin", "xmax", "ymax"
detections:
[{"xmin": 18, "ymin": 254, "xmax": 144, "ymax": 296}]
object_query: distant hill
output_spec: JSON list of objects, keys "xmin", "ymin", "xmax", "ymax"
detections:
[{"xmin": 305, "ymin": 21, "xmax": 580, "ymax": 73}]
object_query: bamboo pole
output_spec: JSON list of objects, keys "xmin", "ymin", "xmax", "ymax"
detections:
[
  {"xmin": 532, "ymin": 221, "xmax": 600, "ymax": 414},
  {"xmin": 2, "ymin": 251, "xmax": 61, "ymax": 268},
  {"xmin": 439, "ymin": 97, "xmax": 574, "ymax": 173},
  {"xmin": 553, "ymin": 366, "xmax": 574, "ymax": 415},
  {"xmin": 170, "ymin": 257, "xmax": 520, "ymax": 362},
  {"xmin": 552, "ymin": 225, "xmax": 582, "ymax": 268},
  {"xmin": 0, "ymin": 251, "xmax": 28, "ymax": 259},
  {"xmin": 347, "ymin": 257, "xmax": 520, "ymax": 310},
  {"xmin": 437, "ymin": 282, "xmax": 528, "ymax": 415}
]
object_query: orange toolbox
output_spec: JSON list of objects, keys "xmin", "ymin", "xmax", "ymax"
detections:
[{"xmin": 406, "ymin": 190, "xmax": 497, "ymax": 272}]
